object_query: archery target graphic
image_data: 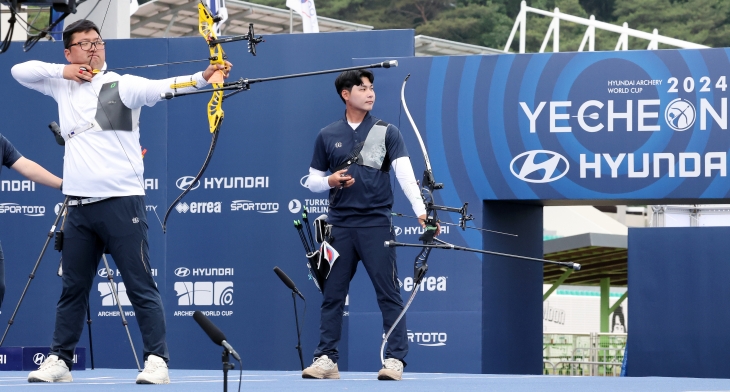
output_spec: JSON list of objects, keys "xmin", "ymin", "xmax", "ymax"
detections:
[
  {"xmin": 664, "ymin": 98, "xmax": 696, "ymax": 131},
  {"xmin": 216, "ymin": 282, "xmax": 234, "ymax": 305}
]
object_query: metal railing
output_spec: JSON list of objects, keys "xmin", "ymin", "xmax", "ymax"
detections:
[
  {"xmin": 505, "ymin": 1, "xmax": 708, "ymax": 53},
  {"xmin": 543, "ymin": 332, "xmax": 627, "ymax": 376}
]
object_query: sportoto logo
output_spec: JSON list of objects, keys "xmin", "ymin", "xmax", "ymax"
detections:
[
  {"xmin": 289, "ymin": 199, "xmax": 302, "ymax": 213},
  {"xmin": 175, "ymin": 267, "xmax": 191, "ymax": 277},
  {"xmin": 0, "ymin": 202, "xmax": 45, "ymax": 217},
  {"xmin": 510, "ymin": 150, "xmax": 569, "ymax": 183},
  {"xmin": 407, "ymin": 330, "xmax": 447, "ymax": 347},
  {"xmin": 33, "ymin": 353, "xmax": 45, "ymax": 365},
  {"xmin": 665, "ymin": 98, "xmax": 696, "ymax": 131},
  {"xmin": 176, "ymin": 176, "xmax": 201, "ymax": 191}
]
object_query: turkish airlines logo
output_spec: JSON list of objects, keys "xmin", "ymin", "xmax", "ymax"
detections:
[
  {"xmin": 176, "ymin": 176, "xmax": 201, "ymax": 191},
  {"xmin": 510, "ymin": 150, "xmax": 569, "ymax": 183},
  {"xmin": 289, "ymin": 199, "xmax": 302, "ymax": 213}
]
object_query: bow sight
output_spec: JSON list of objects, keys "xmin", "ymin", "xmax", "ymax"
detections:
[{"xmin": 207, "ymin": 23, "xmax": 264, "ymax": 56}]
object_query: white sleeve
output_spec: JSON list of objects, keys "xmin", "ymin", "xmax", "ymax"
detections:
[
  {"xmin": 11, "ymin": 61, "xmax": 65, "ymax": 97},
  {"xmin": 305, "ymin": 167, "xmax": 333, "ymax": 193},
  {"xmin": 393, "ymin": 156, "xmax": 427, "ymax": 217},
  {"xmin": 119, "ymin": 72, "xmax": 209, "ymax": 109}
]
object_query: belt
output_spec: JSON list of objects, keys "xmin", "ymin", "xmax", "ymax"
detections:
[{"xmin": 67, "ymin": 197, "xmax": 110, "ymax": 206}]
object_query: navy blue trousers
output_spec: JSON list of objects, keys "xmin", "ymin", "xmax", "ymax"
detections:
[
  {"xmin": 314, "ymin": 225, "xmax": 408, "ymax": 364},
  {"xmin": 50, "ymin": 196, "xmax": 168, "ymax": 370}
]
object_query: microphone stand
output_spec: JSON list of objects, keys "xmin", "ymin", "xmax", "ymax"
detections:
[
  {"xmin": 86, "ymin": 305, "xmax": 95, "ymax": 369},
  {"xmin": 0, "ymin": 197, "xmax": 69, "ymax": 347},
  {"xmin": 292, "ymin": 291, "xmax": 304, "ymax": 371},
  {"xmin": 222, "ymin": 349, "xmax": 235, "ymax": 392}
]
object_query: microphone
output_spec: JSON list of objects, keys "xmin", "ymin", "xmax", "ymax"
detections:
[
  {"xmin": 384, "ymin": 240, "xmax": 400, "ymax": 247},
  {"xmin": 274, "ymin": 266, "xmax": 305, "ymax": 300},
  {"xmin": 192, "ymin": 311, "xmax": 241, "ymax": 361},
  {"xmin": 381, "ymin": 60, "xmax": 398, "ymax": 68},
  {"xmin": 48, "ymin": 122, "xmax": 65, "ymax": 146}
]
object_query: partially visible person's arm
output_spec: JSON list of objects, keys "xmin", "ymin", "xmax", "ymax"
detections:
[{"xmin": 10, "ymin": 157, "xmax": 62, "ymax": 189}]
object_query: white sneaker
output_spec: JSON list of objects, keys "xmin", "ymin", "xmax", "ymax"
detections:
[
  {"xmin": 302, "ymin": 355, "xmax": 340, "ymax": 379},
  {"xmin": 378, "ymin": 358, "xmax": 404, "ymax": 381},
  {"xmin": 135, "ymin": 354, "xmax": 170, "ymax": 384},
  {"xmin": 27, "ymin": 354, "xmax": 73, "ymax": 383}
]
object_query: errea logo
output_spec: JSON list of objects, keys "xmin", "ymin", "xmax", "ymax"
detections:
[{"xmin": 510, "ymin": 150, "xmax": 569, "ymax": 183}]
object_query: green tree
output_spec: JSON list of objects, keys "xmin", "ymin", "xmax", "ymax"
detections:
[
  {"xmin": 613, "ymin": 0, "xmax": 730, "ymax": 48},
  {"xmin": 416, "ymin": 3, "xmax": 513, "ymax": 48},
  {"xmin": 246, "ymin": 0, "xmax": 730, "ymax": 50},
  {"xmin": 579, "ymin": 0, "xmax": 616, "ymax": 21}
]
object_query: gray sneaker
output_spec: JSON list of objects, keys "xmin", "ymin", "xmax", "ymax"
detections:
[
  {"xmin": 378, "ymin": 358, "xmax": 404, "ymax": 381},
  {"xmin": 302, "ymin": 355, "xmax": 340, "ymax": 379},
  {"xmin": 135, "ymin": 354, "xmax": 170, "ymax": 384},
  {"xmin": 27, "ymin": 354, "xmax": 73, "ymax": 383}
]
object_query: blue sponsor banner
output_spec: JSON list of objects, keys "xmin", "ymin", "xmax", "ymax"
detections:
[
  {"xmin": 360, "ymin": 50, "xmax": 730, "ymax": 204},
  {"xmin": 0, "ymin": 348, "xmax": 23, "ymax": 370},
  {"xmin": 22, "ymin": 347, "xmax": 85, "ymax": 371},
  {"xmin": 347, "ymin": 311, "xmax": 481, "ymax": 373},
  {"xmin": 0, "ymin": 30, "xmax": 414, "ymax": 371}
]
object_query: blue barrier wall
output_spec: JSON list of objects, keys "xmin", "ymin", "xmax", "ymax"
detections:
[
  {"xmin": 481, "ymin": 202, "xmax": 543, "ymax": 375},
  {"xmin": 627, "ymin": 227, "xmax": 730, "ymax": 378},
  {"xmin": 2, "ymin": 30, "xmax": 730, "ymax": 375},
  {"xmin": 0, "ymin": 29, "xmax": 416, "ymax": 371}
]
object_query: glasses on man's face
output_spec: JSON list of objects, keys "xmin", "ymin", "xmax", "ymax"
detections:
[{"xmin": 68, "ymin": 40, "xmax": 105, "ymax": 51}]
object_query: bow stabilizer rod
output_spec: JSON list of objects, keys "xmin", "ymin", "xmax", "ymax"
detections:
[
  {"xmin": 160, "ymin": 60, "xmax": 399, "ymax": 100},
  {"xmin": 391, "ymin": 212, "xmax": 517, "ymax": 237},
  {"xmin": 384, "ymin": 239, "xmax": 581, "ymax": 270}
]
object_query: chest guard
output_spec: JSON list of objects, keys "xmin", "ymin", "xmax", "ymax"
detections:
[
  {"xmin": 95, "ymin": 81, "xmax": 133, "ymax": 131},
  {"xmin": 357, "ymin": 120, "xmax": 390, "ymax": 171}
]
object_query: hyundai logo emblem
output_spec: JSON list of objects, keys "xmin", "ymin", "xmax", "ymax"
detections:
[
  {"xmin": 98, "ymin": 268, "xmax": 109, "ymax": 277},
  {"xmin": 175, "ymin": 267, "xmax": 190, "ymax": 277},
  {"xmin": 176, "ymin": 176, "xmax": 201, "ymax": 191},
  {"xmin": 33, "ymin": 353, "xmax": 46, "ymax": 365},
  {"xmin": 300, "ymin": 175, "xmax": 310, "ymax": 188},
  {"xmin": 510, "ymin": 150, "xmax": 569, "ymax": 183}
]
